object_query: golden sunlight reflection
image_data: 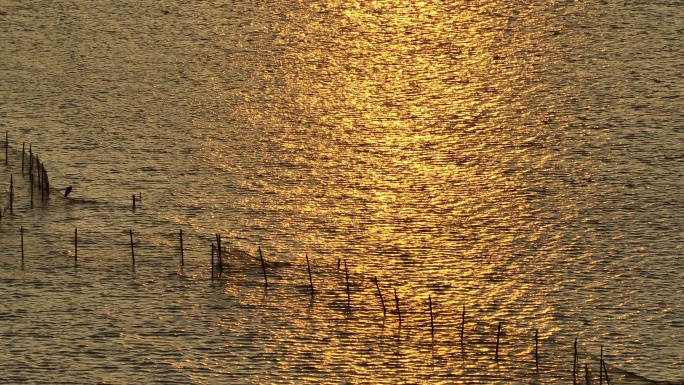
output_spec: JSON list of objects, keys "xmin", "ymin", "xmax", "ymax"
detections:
[{"xmin": 203, "ymin": 0, "xmax": 580, "ymax": 379}]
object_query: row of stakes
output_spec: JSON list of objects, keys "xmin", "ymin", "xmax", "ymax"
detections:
[
  {"xmin": 14, "ymin": 224, "xmax": 612, "ymax": 384},
  {"xmin": 4, "ymin": 133, "xmax": 611, "ymax": 384},
  {"xmin": 2, "ymin": 139, "xmax": 53, "ymax": 219}
]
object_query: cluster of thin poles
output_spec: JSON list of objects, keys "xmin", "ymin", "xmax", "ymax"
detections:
[
  {"xmin": 2, "ymin": 134, "xmax": 52, "ymax": 220},
  {"xmin": 4, "ymin": 131, "xmax": 611, "ymax": 383}
]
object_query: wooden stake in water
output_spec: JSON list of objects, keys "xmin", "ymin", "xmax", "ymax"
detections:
[
  {"xmin": 573, "ymin": 337, "xmax": 578, "ymax": 385},
  {"xmin": 20, "ymin": 226, "xmax": 24, "ymax": 263},
  {"xmin": 344, "ymin": 260, "xmax": 350, "ymax": 305},
  {"xmin": 9, "ymin": 175, "xmax": 13, "ymax": 213},
  {"xmin": 43, "ymin": 165, "xmax": 49, "ymax": 198},
  {"xmin": 599, "ymin": 345, "xmax": 603, "ymax": 385},
  {"xmin": 22, "ymin": 143, "xmax": 25, "ymax": 175},
  {"xmin": 585, "ymin": 364, "xmax": 590, "ymax": 385},
  {"xmin": 179, "ymin": 230, "xmax": 184, "ymax": 266},
  {"xmin": 374, "ymin": 276, "xmax": 386, "ymax": 316},
  {"xmin": 37, "ymin": 158, "xmax": 42, "ymax": 201},
  {"xmin": 394, "ymin": 288, "xmax": 401, "ymax": 327},
  {"xmin": 132, "ymin": 194, "xmax": 136, "ymax": 210},
  {"xmin": 215, "ymin": 234, "xmax": 222, "ymax": 276},
  {"xmin": 74, "ymin": 227, "xmax": 78, "ymax": 263},
  {"xmin": 258, "ymin": 246, "xmax": 268, "ymax": 288},
  {"xmin": 461, "ymin": 304, "xmax": 466, "ymax": 348},
  {"xmin": 428, "ymin": 295, "xmax": 434, "ymax": 341},
  {"xmin": 129, "ymin": 229, "xmax": 135, "ymax": 266},
  {"xmin": 535, "ymin": 329, "xmax": 539, "ymax": 371},
  {"xmin": 211, "ymin": 243, "xmax": 215, "ymax": 281},
  {"xmin": 4, "ymin": 131, "xmax": 7, "ymax": 165},
  {"xmin": 29, "ymin": 147, "xmax": 33, "ymax": 208},
  {"xmin": 602, "ymin": 356, "xmax": 610, "ymax": 385},
  {"xmin": 305, "ymin": 253, "xmax": 313, "ymax": 296},
  {"xmin": 495, "ymin": 321, "xmax": 502, "ymax": 361}
]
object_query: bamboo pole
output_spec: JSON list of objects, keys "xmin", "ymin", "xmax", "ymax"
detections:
[
  {"xmin": 428, "ymin": 294, "xmax": 434, "ymax": 341},
  {"xmin": 600, "ymin": 345, "xmax": 603, "ymax": 385},
  {"xmin": 215, "ymin": 234, "xmax": 223, "ymax": 277},
  {"xmin": 211, "ymin": 243, "xmax": 215, "ymax": 280},
  {"xmin": 179, "ymin": 230, "xmax": 184, "ymax": 266},
  {"xmin": 394, "ymin": 288, "xmax": 401, "ymax": 327},
  {"xmin": 29, "ymin": 146, "xmax": 33, "ymax": 208},
  {"xmin": 9, "ymin": 175, "xmax": 13, "ymax": 213},
  {"xmin": 20, "ymin": 226, "xmax": 24, "ymax": 263},
  {"xmin": 573, "ymin": 338, "xmax": 577, "ymax": 383},
  {"xmin": 305, "ymin": 253, "xmax": 313, "ymax": 296},
  {"xmin": 495, "ymin": 321, "xmax": 502, "ymax": 361},
  {"xmin": 74, "ymin": 228, "xmax": 78, "ymax": 263},
  {"xmin": 258, "ymin": 246, "xmax": 268, "ymax": 288},
  {"xmin": 535, "ymin": 329, "xmax": 539, "ymax": 371},
  {"xmin": 374, "ymin": 276, "xmax": 386, "ymax": 316},
  {"xmin": 43, "ymin": 165, "xmax": 49, "ymax": 198},
  {"xmin": 461, "ymin": 304, "xmax": 466, "ymax": 348},
  {"xmin": 585, "ymin": 364, "xmax": 590, "ymax": 385},
  {"xmin": 129, "ymin": 229, "xmax": 135, "ymax": 266},
  {"xmin": 344, "ymin": 260, "xmax": 350, "ymax": 305}
]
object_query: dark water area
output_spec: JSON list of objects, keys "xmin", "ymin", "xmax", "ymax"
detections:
[{"xmin": 1, "ymin": 0, "xmax": 683, "ymax": 383}]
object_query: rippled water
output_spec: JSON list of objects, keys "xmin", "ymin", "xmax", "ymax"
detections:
[{"xmin": 1, "ymin": 0, "xmax": 683, "ymax": 383}]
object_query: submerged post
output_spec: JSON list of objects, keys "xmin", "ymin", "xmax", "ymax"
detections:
[
  {"xmin": 495, "ymin": 321, "xmax": 502, "ymax": 361},
  {"xmin": 22, "ymin": 143, "xmax": 25, "ymax": 175},
  {"xmin": 20, "ymin": 226, "xmax": 24, "ymax": 263},
  {"xmin": 43, "ymin": 165, "xmax": 49, "ymax": 198},
  {"xmin": 394, "ymin": 288, "xmax": 401, "ymax": 327},
  {"xmin": 129, "ymin": 229, "xmax": 135, "ymax": 266},
  {"xmin": 215, "ymin": 234, "xmax": 222, "ymax": 277},
  {"xmin": 179, "ymin": 229, "xmax": 184, "ymax": 266},
  {"xmin": 74, "ymin": 227, "xmax": 78, "ymax": 263},
  {"xmin": 573, "ymin": 338, "xmax": 578, "ymax": 385},
  {"xmin": 344, "ymin": 260, "xmax": 350, "ymax": 305},
  {"xmin": 535, "ymin": 329, "xmax": 539, "ymax": 371},
  {"xmin": 258, "ymin": 246, "xmax": 268, "ymax": 288},
  {"xmin": 9, "ymin": 175, "xmax": 13, "ymax": 213},
  {"xmin": 428, "ymin": 294, "xmax": 434, "ymax": 341},
  {"xmin": 305, "ymin": 253, "xmax": 313, "ymax": 296},
  {"xmin": 600, "ymin": 345, "xmax": 603, "ymax": 385},
  {"xmin": 603, "ymin": 356, "xmax": 610, "ymax": 385},
  {"xmin": 374, "ymin": 276, "xmax": 386, "ymax": 316},
  {"xmin": 132, "ymin": 194, "xmax": 136, "ymax": 210},
  {"xmin": 585, "ymin": 364, "xmax": 590, "ymax": 385},
  {"xmin": 4, "ymin": 131, "xmax": 7, "ymax": 165},
  {"xmin": 211, "ymin": 243, "xmax": 215, "ymax": 280},
  {"xmin": 29, "ymin": 146, "xmax": 33, "ymax": 208},
  {"xmin": 461, "ymin": 304, "xmax": 466, "ymax": 348}
]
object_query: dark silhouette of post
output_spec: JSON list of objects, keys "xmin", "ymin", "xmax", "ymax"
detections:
[
  {"xmin": 74, "ymin": 228, "xmax": 78, "ymax": 263},
  {"xmin": 428, "ymin": 295, "xmax": 434, "ymax": 341},
  {"xmin": 179, "ymin": 230, "xmax": 184, "ymax": 266},
  {"xmin": 305, "ymin": 253, "xmax": 313, "ymax": 296},
  {"xmin": 258, "ymin": 247, "xmax": 268, "ymax": 288},
  {"xmin": 495, "ymin": 321, "xmax": 502, "ymax": 361},
  {"xmin": 129, "ymin": 230, "xmax": 135, "ymax": 266},
  {"xmin": 374, "ymin": 276, "xmax": 386, "ymax": 316},
  {"xmin": 344, "ymin": 260, "xmax": 350, "ymax": 305},
  {"xmin": 394, "ymin": 288, "xmax": 401, "ymax": 327}
]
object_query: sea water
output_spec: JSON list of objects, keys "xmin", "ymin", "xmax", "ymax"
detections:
[{"xmin": 1, "ymin": 0, "xmax": 683, "ymax": 383}]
